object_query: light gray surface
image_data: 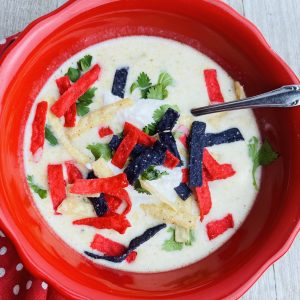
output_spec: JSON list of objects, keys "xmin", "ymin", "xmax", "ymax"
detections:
[{"xmin": 0, "ymin": 0, "xmax": 299, "ymax": 299}]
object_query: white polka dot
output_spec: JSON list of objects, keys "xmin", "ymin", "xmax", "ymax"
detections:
[
  {"xmin": 41, "ymin": 281, "xmax": 48, "ymax": 290},
  {"xmin": 16, "ymin": 263, "xmax": 23, "ymax": 271},
  {"xmin": 0, "ymin": 247, "xmax": 7, "ymax": 255},
  {"xmin": 26, "ymin": 280, "xmax": 32, "ymax": 290},
  {"xmin": 0, "ymin": 39, "xmax": 6, "ymax": 45},
  {"xmin": 13, "ymin": 284, "xmax": 20, "ymax": 295},
  {"xmin": 0, "ymin": 230, "xmax": 5, "ymax": 237},
  {"xmin": 0, "ymin": 268, "xmax": 5, "ymax": 277}
]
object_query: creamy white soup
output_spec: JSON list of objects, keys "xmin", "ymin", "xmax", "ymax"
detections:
[{"xmin": 23, "ymin": 36, "xmax": 266, "ymax": 272}]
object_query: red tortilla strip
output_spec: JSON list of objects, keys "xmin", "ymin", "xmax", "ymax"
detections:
[
  {"xmin": 105, "ymin": 194, "xmax": 122, "ymax": 213},
  {"xmin": 163, "ymin": 150, "xmax": 180, "ymax": 169},
  {"xmin": 56, "ymin": 76, "xmax": 71, "ymax": 95},
  {"xmin": 195, "ymin": 174, "xmax": 212, "ymax": 222},
  {"xmin": 181, "ymin": 168, "xmax": 189, "ymax": 184},
  {"xmin": 108, "ymin": 189, "xmax": 132, "ymax": 215},
  {"xmin": 65, "ymin": 162, "xmax": 83, "ymax": 184},
  {"xmin": 64, "ymin": 104, "xmax": 77, "ymax": 127},
  {"xmin": 204, "ymin": 69, "xmax": 224, "ymax": 103},
  {"xmin": 206, "ymin": 214, "xmax": 234, "ymax": 240},
  {"xmin": 91, "ymin": 234, "xmax": 137, "ymax": 263},
  {"xmin": 73, "ymin": 213, "xmax": 131, "ymax": 234},
  {"xmin": 47, "ymin": 164, "xmax": 66, "ymax": 212},
  {"xmin": 123, "ymin": 122, "xmax": 156, "ymax": 147},
  {"xmin": 70, "ymin": 173, "xmax": 128, "ymax": 195},
  {"xmin": 112, "ymin": 129, "xmax": 139, "ymax": 169},
  {"xmin": 51, "ymin": 64, "xmax": 101, "ymax": 117},
  {"xmin": 30, "ymin": 101, "xmax": 48, "ymax": 156},
  {"xmin": 203, "ymin": 149, "xmax": 235, "ymax": 181},
  {"xmin": 98, "ymin": 126, "xmax": 113, "ymax": 138},
  {"xmin": 56, "ymin": 76, "xmax": 77, "ymax": 127}
]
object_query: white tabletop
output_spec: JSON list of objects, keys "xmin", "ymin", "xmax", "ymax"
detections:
[{"xmin": 0, "ymin": 0, "xmax": 299, "ymax": 299}]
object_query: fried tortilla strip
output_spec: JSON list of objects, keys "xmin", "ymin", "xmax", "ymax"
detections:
[
  {"xmin": 140, "ymin": 180, "xmax": 177, "ymax": 211},
  {"xmin": 175, "ymin": 198, "xmax": 194, "ymax": 242},
  {"xmin": 92, "ymin": 158, "xmax": 114, "ymax": 178},
  {"xmin": 175, "ymin": 226, "xmax": 191, "ymax": 243},
  {"xmin": 68, "ymin": 98, "xmax": 134, "ymax": 139},
  {"xmin": 57, "ymin": 194, "xmax": 95, "ymax": 218},
  {"xmin": 48, "ymin": 113, "xmax": 91, "ymax": 165},
  {"xmin": 141, "ymin": 203, "xmax": 197, "ymax": 229},
  {"xmin": 234, "ymin": 81, "xmax": 246, "ymax": 100}
]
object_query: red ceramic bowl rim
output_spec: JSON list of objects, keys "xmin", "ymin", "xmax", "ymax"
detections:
[{"xmin": 0, "ymin": 0, "xmax": 299, "ymax": 299}]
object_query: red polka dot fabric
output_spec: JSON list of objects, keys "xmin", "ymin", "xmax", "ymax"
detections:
[{"xmin": 0, "ymin": 34, "xmax": 66, "ymax": 299}]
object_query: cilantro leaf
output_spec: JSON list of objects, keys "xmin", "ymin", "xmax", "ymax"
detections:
[
  {"xmin": 162, "ymin": 228, "xmax": 195, "ymax": 251},
  {"xmin": 137, "ymin": 72, "xmax": 152, "ymax": 88},
  {"xmin": 45, "ymin": 125, "xmax": 58, "ymax": 146},
  {"xmin": 87, "ymin": 143, "xmax": 112, "ymax": 161},
  {"xmin": 158, "ymin": 72, "xmax": 173, "ymax": 88},
  {"xmin": 143, "ymin": 122, "xmax": 157, "ymax": 136},
  {"xmin": 67, "ymin": 67, "xmax": 80, "ymax": 82},
  {"xmin": 130, "ymin": 82, "xmax": 139, "ymax": 93},
  {"xmin": 141, "ymin": 166, "xmax": 168, "ymax": 181},
  {"xmin": 133, "ymin": 179, "xmax": 151, "ymax": 195},
  {"xmin": 76, "ymin": 87, "xmax": 97, "ymax": 116},
  {"xmin": 248, "ymin": 137, "xmax": 278, "ymax": 190},
  {"xmin": 77, "ymin": 55, "xmax": 93, "ymax": 72},
  {"xmin": 27, "ymin": 175, "xmax": 47, "ymax": 199},
  {"xmin": 147, "ymin": 84, "xmax": 165, "ymax": 100},
  {"xmin": 130, "ymin": 71, "xmax": 173, "ymax": 100},
  {"xmin": 259, "ymin": 140, "xmax": 278, "ymax": 165}
]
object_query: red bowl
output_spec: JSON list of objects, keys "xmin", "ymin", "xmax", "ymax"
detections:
[{"xmin": 0, "ymin": 0, "xmax": 299, "ymax": 299}]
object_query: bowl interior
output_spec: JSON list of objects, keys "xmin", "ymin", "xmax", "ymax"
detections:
[{"xmin": 0, "ymin": 0, "xmax": 299, "ymax": 299}]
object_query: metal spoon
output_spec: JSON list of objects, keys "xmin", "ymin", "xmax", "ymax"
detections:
[{"xmin": 191, "ymin": 85, "xmax": 300, "ymax": 116}]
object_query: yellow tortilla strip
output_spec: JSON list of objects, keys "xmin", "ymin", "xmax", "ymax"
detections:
[
  {"xmin": 234, "ymin": 81, "xmax": 246, "ymax": 100},
  {"xmin": 175, "ymin": 226, "xmax": 191, "ymax": 243},
  {"xmin": 57, "ymin": 194, "xmax": 95, "ymax": 218},
  {"xmin": 68, "ymin": 98, "xmax": 134, "ymax": 139},
  {"xmin": 48, "ymin": 113, "xmax": 91, "ymax": 165},
  {"xmin": 140, "ymin": 180, "xmax": 177, "ymax": 211},
  {"xmin": 92, "ymin": 158, "xmax": 114, "ymax": 178},
  {"xmin": 141, "ymin": 203, "xmax": 197, "ymax": 229}
]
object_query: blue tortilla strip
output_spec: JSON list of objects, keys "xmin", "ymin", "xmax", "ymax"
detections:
[
  {"xmin": 87, "ymin": 171, "xmax": 97, "ymax": 179},
  {"xmin": 89, "ymin": 194, "xmax": 109, "ymax": 216},
  {"xmin": 159, "ymin": 131, "xmax": 182, "ymax": 166},
  {"xmin": 188, "ymin": 121, "xmax": 206, "ymax": 187},
  {"xmin": 109, "ymin": 135, "xmax": 123, "ymax": 152},
  {"xmin": 174, "ymin": 183, "xmax": 192, "ymax": 200},
  {"xmin": 84, "ymin": 223, "xmax": 166, "ymax": 262},
  {"xmin": 111, "ymin": 67, "xmax": 129, "ymax": 98},
  {"xmin": 86, "ymin": 172, "xmax": 109, "ymax": 216},
  {"xmin": 124, "ymin": 141, "xmax": 167, "ymax": 184},
  {"xmin": 131, "ymin": 144, "xmax": 147, "ymax": 160},
  {"xmin": 156, "ymin": 108, "xmax": 180, "ymax": 133},
  {"xmin": 204, "ymin": 128, "xmax": 244, "ymax": 147}
]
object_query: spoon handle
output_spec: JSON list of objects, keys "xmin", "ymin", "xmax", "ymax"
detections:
[{"xmin": 191, "ymin": 85, "xmax": 300, "ymax": 116}]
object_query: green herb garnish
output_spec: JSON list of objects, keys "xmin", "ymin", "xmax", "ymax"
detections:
[
  {"xmin": 77, "ymin": 55, "xmax": 93, "ymax": 72},
  {"xmin": 248, "ymin": 137, "xmax": 278, "ymax": 190},
  {"xmin": 76, "ymin": 87, "xmax": 97, "ymax": 116},
  {"xmin": 87, "ymin": 143, "xmax": 112, "ymax": 161},
  {"xmin": 142, "ymin": 104, "xmax": 180, "ymax": 136},
  {"xmin": 162, "ymin": 228, "xmax": 195, "ymax": 251},
  {"xmin": 45, "ymin": 125, "xmax": 58, "ymax": 146},
  {"xmin": 27, "ymin": 175, "xmax": 47, "ymax": 199},
  {"xmin": 141, "ymin": 166, "xmax": 168, "ymax": 181},
  {"xmin": 133, "ymin": 179, "xmax": 151, "ymax": 195},
  {"xmin": 66, "ymin": 67, "xmax": 80, "ymax": 82},
  {"xmin": 130, "ymin": 71, "xmax": 173, "ymax": 100}
]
